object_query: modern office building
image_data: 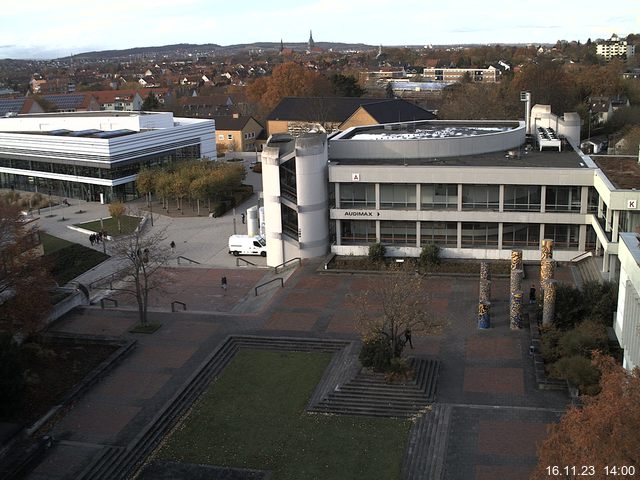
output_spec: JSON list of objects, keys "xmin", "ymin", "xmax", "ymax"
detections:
[
  {"xmin": 614, "ymin": 232, "xmax": 640, "ymax": 371},
  {"xmin": 422, "ymin": 66, "xmax": 499, "ymax": 84},
  {"xmin": 0, "ymin": 111, "xmax": 215, "ymax": 202},
  {"xmin": 262, "ymin": 105, "xmax": 640, "ymax": 282}
]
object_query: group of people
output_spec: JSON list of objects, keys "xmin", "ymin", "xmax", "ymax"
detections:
[{"xmin": 89, "ymin": 230, "xmax": 108, "ymax": 246}]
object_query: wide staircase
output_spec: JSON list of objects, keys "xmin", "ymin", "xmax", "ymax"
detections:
[
  {"xmin": 573, "ymin": 255, "xmax": 603, "ymax": 286},
  {"xmin": 401, "ymin": 404, "xmax": 452, "ymax": 480},
  {"xmin": 308, "ymin": 357, "xmax": 440, "ymax": 418}
]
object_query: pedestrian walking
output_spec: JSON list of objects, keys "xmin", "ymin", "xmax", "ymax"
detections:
[
  {"xmin": 529, "ymin": 284, "xmax": 537, "ymax": 304},
  {"xmin": 404, "ymin": 328, "xmax": 413, "ymax": 349},
  {"xmin": 241, "ymin": 213, "xmax": 245, "ymax": 224},
  {"xmin": 143, "ymin": 248, "xmax": 149, "ymax": 263},
  {"xmin": 89, "ymin": 233, "xmax": 95, "ymax": 246},
  {"xmin": 221, "ymin": 276, "xmax": 228, "ymax": 292},
  {"xmin": 170, "ymin": 241, "xmax": 176, "ymax": 253}
]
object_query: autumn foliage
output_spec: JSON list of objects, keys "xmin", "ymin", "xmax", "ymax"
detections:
[
  {"xmin": 532, "ymin": 353, "xmax": 640, "ymax": 479},
  {"xmin": 246, "ymin": 62, "xmax": 331, "ymax": 114}
]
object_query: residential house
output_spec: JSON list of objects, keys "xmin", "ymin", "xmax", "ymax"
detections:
[
  {"xmin": 214, "ymin": 114, "xmax": 263, "ymax": 153},
  {"xmin": 39, "ymin": 93, "xmax": 100, "ymax": 112},
  {"xmin": 88, "ymin": 90, "xmax": 145, "ymax": 111},
  {"xmin": 178, "ymin": 95, "xmax": 234, "ymax": 117},
  {"xmin": 266, "ymin": 97, "xmax": 436, "ymax": 137},
  {"xmin": 589, "ymin": 96, "xmax": 613, "ymax": 125},
  {"xmin": 0, "ymin": 97, "xmax": 45, "ymax": 116}
]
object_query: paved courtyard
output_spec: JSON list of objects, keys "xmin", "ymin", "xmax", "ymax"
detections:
[{"xmin": 24, "ymin": 256, "xmax": 571, "ymax": 480}]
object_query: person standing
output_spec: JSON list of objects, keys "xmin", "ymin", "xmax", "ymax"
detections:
[
  {"xmin": 241, "ymin": 213, "xmax": 245, "ymax": 224},
  {"xmin": 170, "ymin": 241, "xmax": 176, "ymax": 253},
  {"xmin": 404, "ymin": 328, "xmax": 413, "ymax": 349},
  {"xmin": 529, "ymin": 284, "xmax": 537, "ymax": 304},
  {"xmin": 221, "ymin": 276, "xmax": 228, "ymax": 293}
]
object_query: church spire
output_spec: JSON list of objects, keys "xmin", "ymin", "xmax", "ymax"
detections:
[
  {"xmin": 280, "ymin": 38, "xmax": 284, "ymax": 53},
  {"xmin": 308, "ymin": 30, "xmax": 315, "ymax": 51}
]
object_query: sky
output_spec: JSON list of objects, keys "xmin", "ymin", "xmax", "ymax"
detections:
[{"xmin": 1, "ymin": 0, "xmax": 638, "ymax": 59}]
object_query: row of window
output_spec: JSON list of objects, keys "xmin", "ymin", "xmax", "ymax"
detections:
[
  {"xmin": 339, "ymin": 220, "xmax": 591, "ymax": 250},
  {"xmin": 338, "ymin": 183, "xmax": 597, "ymax": 213},
  {"xmin": 217, "ymin": 132, "xmax": 257, "ymax": 141}
]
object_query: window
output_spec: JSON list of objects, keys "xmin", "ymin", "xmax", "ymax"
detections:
[
  {"xmin": 421, "ymin": 184, "xmax": 457, "ymax": 210},
  {"xmin": 279, "ymin": 158, "xmax": 297, "ymax": 202},
  {"xmin": 420, "ymin": 222, "xmax": 457, "ymax": 246},
  {"xmin": 341, "ymin": 220, "xmax": 376, "ymax": 245},
  {"xmin": 462, "ymin": 185, "xmax": 499, "ymax": 210},
  {"xmin": 227, "ymin": 134, "xmax": 233, "ymax": 140},
  {"xmin": 380, "ymin": 184, "xmax": 417, "ymax": 210},
  {"xmin": 545, "ymin": 186, "xmax": 581, "ymax": 212},
  {"xmin": 587, "ymin": 187, "xmax": 598, "ymax": 213},
  {"xmin": 502, "ymin": 223, "xmax": 540, "ymax": 247},
  {"xmin": 281, "ymin": 204, "xmax": 298, "ymax": 240},
  {"xmin": 461, "ymin": 222, "xmax": 499, "ymax": 248},
  {"xmin": 380, "ymin": 221, "xmax": 416, "ymax": 245},
  {"xmin": 504, "ymin": 185, "xmax": 541, "ymax": 211},
  {"xmin": 218, "ymin": 134, "xmax": 224, "ymax": 140},
  {"xmin": 544, "ymin": 224, "xmax": 579, "ymax": 249},
  {"xmin": 244, "ymin": 133, "xmax": 249, "ymax": 139},
  {"xmin": 339, "ymin": 183, "xmax": 375, "ymax": 208}
]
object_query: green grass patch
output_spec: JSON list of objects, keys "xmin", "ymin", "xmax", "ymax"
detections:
[
  {"xmin": 159, "ymin": 349, "xmax": 410, "ymax": 479},
  {"xmin": 74, "ymin": 215, "xmax": 141, "ymax": 236},
  {"xmin": 41, "ymin": 233, "xmax": 110, "ymax": 284},
  {"xmin": 40, "ymin": 232, "xmax": 73, "ymax": 255},
  {"xmin": 129, "ymin": 323, "xmax": 162, "ymax": 334}
]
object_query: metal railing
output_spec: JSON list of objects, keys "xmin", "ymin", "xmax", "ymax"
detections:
[
  {"xmin": 177, "ymin": 256, "xmax": 200, "ymax": 265},
  {"xmin": 100, "ymin": 297, "xmax": 118, "ymax": 309},
  {"xmin": 236, "ymin": 257, "xmax": 258, "ymax": 267},
  {"xmin": 89, "ymin": 269, "xmax": 128, "ymax": 290},
  {"xmin": 255, "ymin": 277, "xmax": 284, "ymax": 296},
  {"xmin": 171, "ymin": 301, "xmax": 187, "ymax": 312},
  {"xmin": 274, "ymin": 257, "xmax": 301, "ymax": 274},
  {"xmin": 570, "ymin": 250, "xmax": 593, "ymax": 263}
]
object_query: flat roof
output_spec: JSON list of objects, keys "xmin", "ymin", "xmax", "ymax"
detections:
[
  {"xmin": 593, "ymin": 156, "xmax": 640, "ymax": 189},
  {"xmin": 338, "ymin": 120, "xmax": 521, "ymax": 140},
  {"xmin": 330, "ymin": 145, "xmax": 589, "ymax": 169}
]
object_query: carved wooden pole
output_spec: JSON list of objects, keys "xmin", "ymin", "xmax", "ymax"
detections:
[
  {"xmin": 478, "ymin": 301, "xmax": 491, "ymax": 329},
  {"xmin": 542, "ymin": 279, "xmax": 557, "ymax": 326}
]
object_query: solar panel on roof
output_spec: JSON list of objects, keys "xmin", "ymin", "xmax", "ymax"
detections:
[
  {"xmin": 49, "ymin": 129, "xmax": 71, "ymax": 136},
  {"xmin": 43, "ymin": 95, "xmax": 84, "ymax": 109},
  {"xmin": 93, "ymin": 129, "xmax": 136, "ymax": 139},
  {"xmin": 0, "ymin": 99, "xmax": 25, "ymax": 116},
  {"xmin": 69, "ymin": 129, "xmax": 102, "ymax": 137}
]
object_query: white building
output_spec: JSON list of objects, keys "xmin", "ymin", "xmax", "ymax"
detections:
[
  {"xmin": 614, "ymin": 232, "xmax": 640, "ymax": 371},
  {"xmin": 596, "ymin": 34, "xmax": 636, "ymax": 60},
  {"xmin": 0, "ymin": 111, "xmax": 215, "ymax": 202}
]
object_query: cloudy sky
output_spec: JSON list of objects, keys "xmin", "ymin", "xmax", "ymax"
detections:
[{"xmin": 1, "ymin": 0, "xmax": 638, "ymax": 59}]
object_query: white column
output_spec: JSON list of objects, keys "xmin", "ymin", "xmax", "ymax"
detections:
[
  {"xmin": 499, "ymin": 184, "xmax": 504, "ymax": 213},
  {"xmin": 498, "ymin": 223, "xmax": 503, "ymax": 251},
  {"xmin": 375, "ymin": 183, "xmax": 380, "ymax": 210},
  {"xmin": 416, "ymin": 184, "xmax": 421, "ymax": 211},
  {"xmin": 579, "ymin": 224, "xmax": 587, "ymax": 251},
  {"xmin": 612, "ymin": 210, "xmax": 620, "ymax": 241},
  {"xmin": 540, "ymin": 185, "xmax": 546, "ymax": 213},
  {"xmin": 457, "ymin": 184, "xmax": 463, "ymax": 211},
  {"xmin": 457, "ymin": 221, "xmax": 462, "ymax": 249},
  {"xmin": 580, "ymin": 186, "xmax": 589, "ymax": 214}
]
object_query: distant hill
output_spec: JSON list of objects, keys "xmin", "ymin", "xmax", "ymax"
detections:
[{"xmin": 69, "ymin": 41, "xmax": 377, "ymax": 60}]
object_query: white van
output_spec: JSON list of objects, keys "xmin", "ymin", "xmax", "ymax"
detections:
[{"xmin": 228, "ymin": 235, "xmax": 267, "ymax": 257}]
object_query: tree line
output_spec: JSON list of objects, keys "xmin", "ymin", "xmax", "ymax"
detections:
[{"xmin": 136, "ymin": 160, "xmax": 246, "ymax": 216}]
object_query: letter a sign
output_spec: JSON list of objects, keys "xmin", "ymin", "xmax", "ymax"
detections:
[{"xmin": 352, "ymin": 173, "xmax": 360, "ymax": 182}]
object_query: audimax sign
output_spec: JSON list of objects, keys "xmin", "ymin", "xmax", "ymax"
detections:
[{"xmin": 344, "ymin": 211, "xmax": 381, "ymax": 217}]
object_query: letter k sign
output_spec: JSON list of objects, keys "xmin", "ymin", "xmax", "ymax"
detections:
[{"xmin": 628, "ymin": 199, "xmax": 637, "ymax": 209}]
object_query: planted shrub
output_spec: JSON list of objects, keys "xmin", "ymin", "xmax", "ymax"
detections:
[
  {"xmin": 368, "ymin": 243, "xmax": 386, "ymax": 263},
  {"xmin": 359, "ymin": 335, "xmax": 393, "ymax": 372},
  {"xmin": 550, "ymin": 355, "xmax": 601, "ymax": 395},
  {"xmin": 419, "ymin": 243, "xmax": 441, "ymax": 269}
]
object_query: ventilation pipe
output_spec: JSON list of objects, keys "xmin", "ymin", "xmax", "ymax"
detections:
[{"xmin": 520, "ymin": 91, "xmax": 531, "ymax": 135}]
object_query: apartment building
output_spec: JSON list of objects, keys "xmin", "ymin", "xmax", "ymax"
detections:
[
  {"xmin": 596, "ymin": 34, "xmax": 636, "ymax": 60},
  {"xmin": 422, "ymin": 66, "xmax": 498, "ymax": 83}
]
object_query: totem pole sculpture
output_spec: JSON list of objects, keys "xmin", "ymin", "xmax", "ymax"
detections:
[
  {"xmin": 540, "ymin": 239, "xmax": 557, "ymax": 326},
  {"xmin": 509, "ymin": 250, "xmax": 524, "ymax": 329},
  {"xmin": 478, "ymin": 261, "xmax": 491, "ymax": 329}
]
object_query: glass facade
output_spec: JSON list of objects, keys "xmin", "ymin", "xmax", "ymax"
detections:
[
  {"xmin": 279, "ymin": 158, "xmax": 297, "ymax": 203},
  {"xmin": 341, "ymin": 220, "xmax": 376, "ymax": 245},
  {"xmin": 544, "ymin": 224, "xmax": 579, "ymax": 249},
  {"xmin": 545, "ymin": 186, "xmax": 581, "ymax": 212},
  {"xmin": 380, "ymin": 184, "xmax": 416, "ymax": 210},
  {"xmin": 462, "ymin": 185, "xmax": 499, "ymax": 210},
  {"xmin": 421, "ymin": 184, "xmax": 458, "ymax": 210},
  {"xmin": 420, "ymin": 221, "xmax": 458, "ymax": 246},
  {"xmin": 502, "ymin": 223, "xmax": 540, "ymax": 247},
  {"xmin": 340, "ymin": 183, "xmax": 375, "ymax": 208},
  {"xmin": 461, "ymin": 222, "xmax": 499, "ymax": 248},
  {"xmin": 281, "ymin": 204, "xmax": 298, "ymax": 240},
  {"xmin": 380, "ymin": 221, "xmax": 416, "ymax": 245},
  {"xmin": 504, "ymin": 185, "xmax": 541, "ymax": 212}
]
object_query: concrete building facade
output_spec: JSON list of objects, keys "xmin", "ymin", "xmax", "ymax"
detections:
[{"xmin": 0, "ymin": 111, "xmax": 215, "ymax": 202}]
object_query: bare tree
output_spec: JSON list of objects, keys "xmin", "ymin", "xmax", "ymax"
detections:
[
  {"xmin": 354, "ymin": 267, "xmax": 446, "ymax": 370},
  {"xmin": 108, "ymin": 201, "xmax": 126, "ymax": 233},
  {"xmin": 110, "ymin": 221, "xmax": 172, "ymax": 326}
]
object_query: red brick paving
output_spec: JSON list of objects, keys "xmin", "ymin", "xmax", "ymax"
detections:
[
  {"xmin": 91, "ymin": 371, "xmax": 171, "ymax": 399},
  {"xmin": 264, "ymin": 311, "xmax": 319, "ymax": 331},
  {"xmin": 326, "ymin": 310, "xmax": 359, "ymax": 334},
  {"xmin": 475, "ymin": 465, "xmax": 533, "ymax": 480},
  {"xmin": 55, "ymin": 401, "xmax": 141, "ymax": 440},
  {"xmin": 463, "ymin": 367, "xmax": 525, "ymax": 395},
  {"xmin": 466, "ymin": 337, "xmax": 521, "ymax": 360},
  {"xmin": 430, "ymin": 298, "xmax": 449, "ymax": 314},
  {"xmin": 128, "ymin": 344, "xmax": 198, "ymax": 370},
  {"xmin": 281, "ymin": 291, "xmax": 333, "ymax": 309},
  {"xmin": 477, "ymin": 421, "xmax": 549, "ymax": 456},
  {"xmin": 295, "ymin": 276, "xmax": 343, "ymax": 291}
]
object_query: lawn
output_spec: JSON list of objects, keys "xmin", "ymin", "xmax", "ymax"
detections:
[
  {"xmin": 74, "ymin": 215, "xmax": 141, "ymax": 236},
  {"xmin": 159, "ymin": 349, "xmax": 410, "ymax": 479},
  {"xmin": 40, "ymin": 233, "xmax": 110, "ymax": 284}
]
